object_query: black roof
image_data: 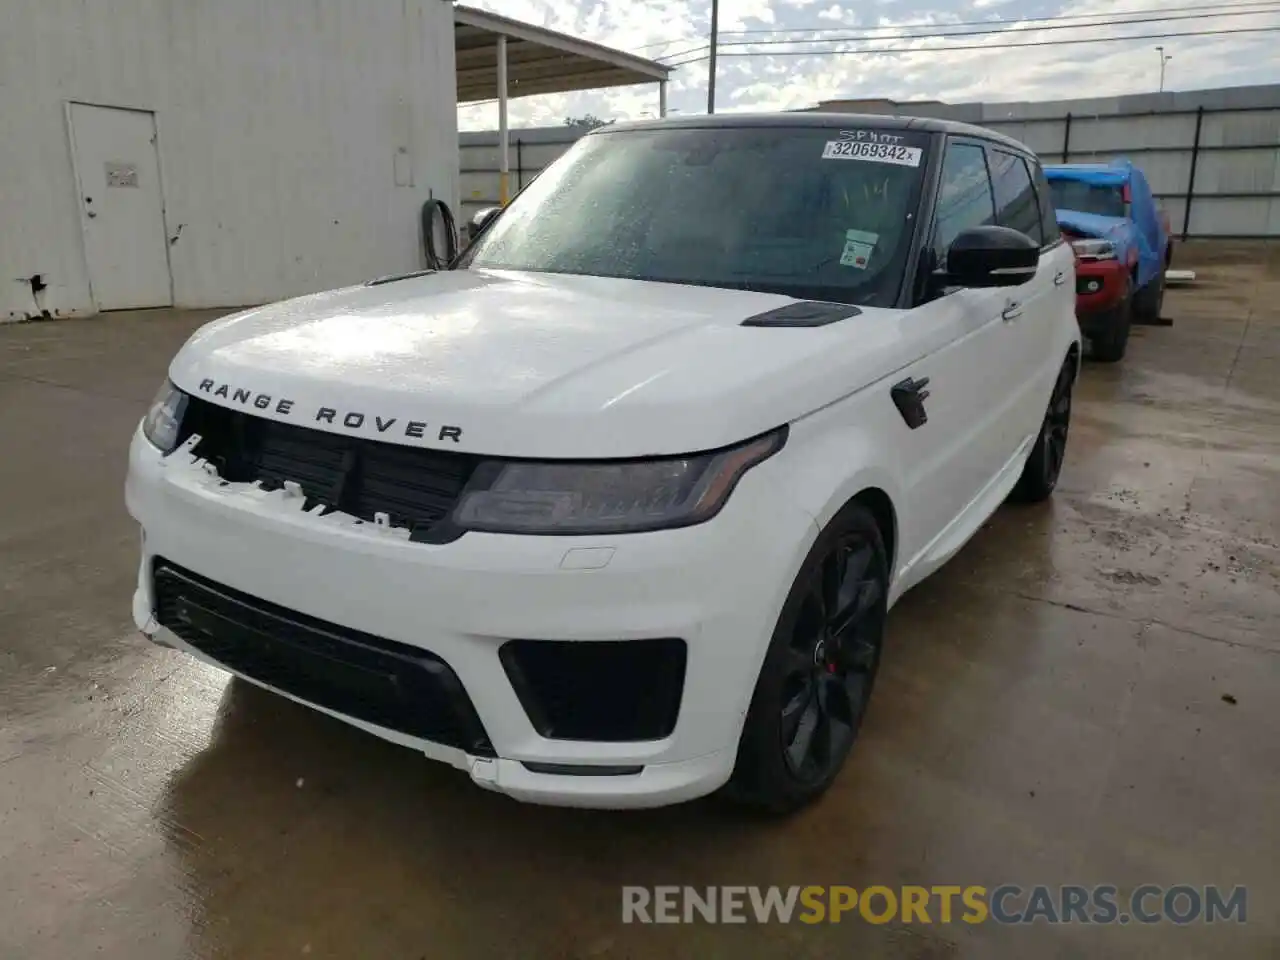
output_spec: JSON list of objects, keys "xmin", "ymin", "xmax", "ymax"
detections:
[{"xmin": 595, "ymin": 111, "xmax": 1034, "ymax": 155}]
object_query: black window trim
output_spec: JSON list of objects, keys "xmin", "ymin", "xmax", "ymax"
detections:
[
  {"xmin": 1024, "ymin": 153, "xmax": 1066, "ymax": 253},
  {"xmin": 911, "ymin": 133, "xmax": 998, "ymax": 305},
  {"xmin": 912, "ymin": 132, "xmax": 1075, "ymax": 305},
  {"xmin": 986, "ymin": 144, "xmax": 1046, "ymax": 249},
  {"xmin": 1013, "ymin": 152, "xmax": 1046, "ymax": 249},
  {"xmin": 929, "ymin": 134, "xmax": 997, "ymax": 255},
  {"xmin": 899, "ymin": 130, "xmax": 948, "ymax": 308},
  {"xmin": 910, "ymin": 132, "xmax": 1000, "ymax": 306}
]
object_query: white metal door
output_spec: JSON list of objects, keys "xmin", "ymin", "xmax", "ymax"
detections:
[
  {"xmin": 894, "ymin": 137, "xmax": 1022, "ymax": 570},
  {"xmin": 891, "ymin": 290, "xmax": 1014, "ymax": 562},
  {"xmin": 68, "ymin": 104, "xmax": 172, "ymax": 310},
  {"xmin": 1002, "ymin": 243, "xmax": 1070, "ymax": 453}
]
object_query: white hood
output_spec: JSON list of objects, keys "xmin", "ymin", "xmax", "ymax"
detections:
[{"xmin": 169, "ymin": 269, "xmax": 906, "ymax": 458}]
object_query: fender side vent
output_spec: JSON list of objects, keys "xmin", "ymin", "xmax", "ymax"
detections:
[{"xmin": 741, "ymin": 301, "xmax": 862, "ymax": 327}]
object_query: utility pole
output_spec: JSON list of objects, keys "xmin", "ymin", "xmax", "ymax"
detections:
[
  {"xmin": 1156, "ymin": 46, "xmax": 1172, "ymax": 92},
  {"xmin": 707, "ymin": 0, "xmax": 720, "ymax": 114}
]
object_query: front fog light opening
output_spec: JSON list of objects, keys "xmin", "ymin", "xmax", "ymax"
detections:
[{"xmin": 499, "ymin": 637, "xmax": 688, "ymax": 742}]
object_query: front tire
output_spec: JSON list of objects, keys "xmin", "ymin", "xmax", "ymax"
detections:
[
  {"xmin": 1133, "ymin": 268, "xmax": 1165, "ymax": 324},
  {"xmin": 724, "ymin": 502, "xmax": 889, "ymax": 814},
  {"xmin": 1010, "ymin": 355, "xmax": 1075, "ymax": 503},
  {"xmin": 1090, "ymin": 285, "xmax": 1133, "ymax": 363}
]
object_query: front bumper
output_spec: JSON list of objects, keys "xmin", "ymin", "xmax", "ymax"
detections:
[
  {"xmin": 125, "ymin": 427, "xmax": 818, "ymax": 808},
  {"xmin": 1073, "ymin": 259, "xmax": 1129, "ymax": 317}
]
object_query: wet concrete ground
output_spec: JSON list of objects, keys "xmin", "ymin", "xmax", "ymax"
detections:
[{"xmin": 1, "ymin": 243, "xmax": 1278, "ymax": 959}]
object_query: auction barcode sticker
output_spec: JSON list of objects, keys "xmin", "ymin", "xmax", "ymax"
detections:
[{"xmin": 822, "ymin": 140, "xmax": 923, "ymax": 167}]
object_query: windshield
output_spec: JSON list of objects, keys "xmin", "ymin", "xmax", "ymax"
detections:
[
  {"xmin": 460, "ymin": 126, "xmax": 932, "ymax": 307},
  {"xmin": 1047, "ymin": 177, "xmax": 1127, "ymax": 218}
]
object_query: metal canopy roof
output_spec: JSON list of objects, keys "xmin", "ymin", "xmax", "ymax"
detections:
[{"xmin": 454, "ymin": 5, "xmax": 672, "ymax": 103}]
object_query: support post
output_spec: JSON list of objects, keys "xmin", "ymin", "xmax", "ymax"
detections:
[
  {"xmin": 1183, "ymin": 105, "xmax": 1204, "ymax": 241},
  {"xmin": 1061, "ymin": 112, "xmax": 1072, "ymax": 163},
  {"xmin": 497, "ymin": 34, "xmax": 510, "ymax": 205},
  {"xmin": 516, "ymin": 138, "xmax": 524, "ymax": 193},
  {"xmin": 707, "ymin": 0, "xmax": 719, "ymax": 115},
  {"xmin": 659, "ymin": 79, "xmax": 668, "ymax": 118}
]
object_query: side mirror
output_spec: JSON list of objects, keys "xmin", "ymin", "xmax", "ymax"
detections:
[
  {"xmin": 944, "ymin": 225, "xmax": 1039, "ymax": 288},
  {"xmin": 466, "ymin": 206, "xmax": 502, "ymax": 243}
]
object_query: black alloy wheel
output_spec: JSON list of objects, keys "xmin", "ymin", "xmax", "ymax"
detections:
[
  {"xmin": 1011, "ymin": 355, "xmax": 1076, "ymax": 503},
  {"xmin": 1042, "ymin": 360, "xmax": 1073, "ymax": 487},
  {"xmin": 725, "ymin": 502, "xmax": 889, "ymax": 813},
  {"xmin": 779, "ymin": 535, "xmax": 884, "ymax": 783}
]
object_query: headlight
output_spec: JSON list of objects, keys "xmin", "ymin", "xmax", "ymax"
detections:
[
  {"xmin": 451, "ymin": 428, "xmax": 786, "ymax": 535},
  {"xmin": 1071, "ymin": 238, "xmax": 1116, "ymax": 261},
  {"xmin": 142, "ymin": 379, "xmax": 188, "ymax": 454}
]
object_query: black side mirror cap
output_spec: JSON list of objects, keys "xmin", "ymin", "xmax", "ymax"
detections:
[{"xmin": 944, "ymin": 225, "xmax": 1040, "ymax": 288}]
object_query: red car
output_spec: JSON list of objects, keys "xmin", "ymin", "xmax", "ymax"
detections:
[{"xmin": 1045, "ymin": 161, "xmax": 1174, "ymax": 362}]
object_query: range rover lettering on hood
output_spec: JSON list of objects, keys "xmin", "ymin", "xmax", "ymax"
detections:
[{"xmin": 195, "ymin": 378, "xmax": 463, "ymax": 444}]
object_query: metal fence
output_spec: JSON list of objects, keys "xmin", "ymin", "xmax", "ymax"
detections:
[
  {"xmin": 894, "ymin": 84, "xmax": 1280, "ymax": 240},
  {"xmin": 458, "ymin": 126, "xmax": 586, "ymax": 224},
  {"xmin": 459, "ymin": 83, "xmax": 1280, "ymax": 238}
]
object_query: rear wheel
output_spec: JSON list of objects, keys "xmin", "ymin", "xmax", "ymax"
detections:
[
  {"xmin": 1091, "ymin": 284, "xmax": 1132, "ymax": 363},
  {"xmin": 724, "ymin": 502, "xmax": 888, "ymax": 814},
  {"xmin": 1010, "ymin": 356, "xmax": 1075, "ymax": 503}
]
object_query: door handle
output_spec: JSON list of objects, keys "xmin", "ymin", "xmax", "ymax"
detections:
[
  {"xmin": 1002, "ymin": 301, "xmax": 1023, "ymax": 322},
  {"xmin": 1054, "ymin": 271, "xmax": 1066, "ymax": 286}
]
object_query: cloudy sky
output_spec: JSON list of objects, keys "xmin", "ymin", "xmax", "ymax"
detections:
[{"xmin": 457, "ymin": 0, "xmax": 1280, "ymax": 130}]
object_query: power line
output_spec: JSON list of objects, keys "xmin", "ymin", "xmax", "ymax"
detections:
[
  {"xmin": 717, "ymin": 0, "xmax": 1280, "ymax": 36},
  {"xmin": 663, "ymin": 25, "xmax": 1280, "ymax": 66},
  {"xmin": 633, "ymin": 36, "xmax": 698, "ymax": 52},
  {"xmin": 716, "ymin": 8, "xmax": 1280, "ymax": 49},
  {"xmin": 639, "ymin": 0, "xmax": 1280, "ymax": 58},
  {"xmin": 657, "ymin": 43, "xmax": 712, "ymax": 62},
  {"xmin": 654, "ymin": 1, "xmax": 1280, "ymax": 61}
]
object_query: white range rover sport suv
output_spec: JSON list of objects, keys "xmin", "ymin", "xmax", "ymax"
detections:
[{"xmin": 127, "ymin": 114, "xmax": 1080, "ymax": 813}]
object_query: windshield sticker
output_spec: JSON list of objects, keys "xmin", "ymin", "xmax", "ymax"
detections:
[
  {"xmin": 823, "ymin": 139, "xmax": 922, "ymax": 166},
  {"xmin": 839, "ymin": 228, "xmax": 878, "ymax": 269},
  {"xmin": 823, "ymin": 131, "xmax": 921, "ymax": 166},
  {"xmin": 840, "ymin": 240, "xmax": 874, "ymax": 270}
]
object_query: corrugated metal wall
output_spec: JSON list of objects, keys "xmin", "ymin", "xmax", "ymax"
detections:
[
  {"xmin": 0, "ymin": 0, "xmax": 458, "ymax": 321},
  {"xmin": 460, "ymin": 83, "xmax": 1280, "ymax": 240},
  {"xmin": 894, "ymin": 85, "xmax": 1280, "ymax": 240}
]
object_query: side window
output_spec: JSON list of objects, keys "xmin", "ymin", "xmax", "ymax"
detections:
[
  {"xmin": 989, "ymin": 148, "xmax": 1043, "ymax": 245},
  {"xmin": 931, "ymin": 142, "xmax": 995, "ymax": 263},
  {"xmin": 1029, "ymin": 158, "xmax": 1062, "ymax": 246}
]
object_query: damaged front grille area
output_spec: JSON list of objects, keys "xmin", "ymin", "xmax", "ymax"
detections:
[{"xmin": 178, "ymin": 396, "xmax": 479, "ymax": 540}]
